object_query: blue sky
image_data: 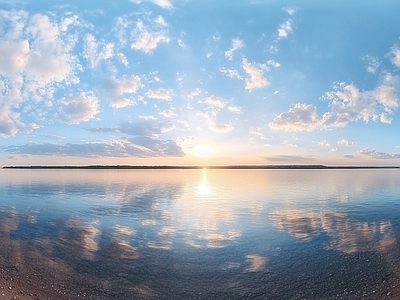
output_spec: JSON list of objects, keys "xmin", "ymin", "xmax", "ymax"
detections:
[{"xmin": 0, "ymin": 0, "xmax": 400, "ymax": 166}]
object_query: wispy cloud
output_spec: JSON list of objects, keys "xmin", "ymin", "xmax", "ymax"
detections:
[
  {"xmin": 249, "ymin": 127, "xmax": 262, "ymax": 135},
  {"xmin": 265, "ymin": 155, "xmax": 314, "ymax": 163},
  {"xmin": 5, "ymin": 138, "xmax": 184, "ymax": 158},
  {"xmin": 83, "ymin": 34, "xmax": 114, "ymax": 68},
  {"xmin": 357, "ymin": 148, "xmax": 400, "ymax": 160},
  {"xmin": 146, "ymin": 88, "xmax": 173, "ymax": 101},
  {"xmin": 219, "ymin": 67, "xmax": 242, "ymax": 79},
  {"xmin": 225, "ymin": 38, "xmax": 244, "ymax": 60},
  {"xmin": 362, "ymin": 55, "xmax": 381, "ymax": 74},
  {"xmin": 204, "ymin": 96, "xmax": 227, "ymax": 108},
  {"xmin": 130, "ymin": 0, "xmax": 173, "ymax": 10}
]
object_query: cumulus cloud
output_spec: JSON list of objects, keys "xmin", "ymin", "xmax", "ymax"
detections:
[
  {"xmin": 59, "ymin": 92, "xmax": 99, "ymax": 124},
  {"xmin": 0, "ymin": 106, "xmax": 38, "ymax": 137},
  {"xmin": 104, "ymin": 75, "xmax": 143, "ymax": 108},
  {"xmin": 242, "ymin": 59, "xmax": 269, "ymax": 90},
  {"xmin": 269, "ymin": 103, "xmax": 319, "ymax": 131},
  {"xmin": 131, "ymin": 17, "xmax": 170, "ymax": 53},
  {"xmin": 357, "ymin": 148, "xmax": 400, "ymax": 160},
  {"xmin": 338, "ymin": 139, "xmax": 355, "ymax": 146},
  {"xmin": 270, "ymin": 74, "xmax": 400, "ymax": 131},
  {"xmin": 146, "ymin": 88, "xmax": 173, "ymax": 101},
  {"xmin": 83, "ymin": 34, "xmax": 114, "ymax": 68},
  {"xmin": 225, "ymin": 38, "xmax": 244, "ymax": 60},
  {"xmin": 322, "ymin": 75, "xmax": 399, "ymax": 126},
  {"xmin": 0, "ymin": 11, "xmax": 80, "ymax": 136}
]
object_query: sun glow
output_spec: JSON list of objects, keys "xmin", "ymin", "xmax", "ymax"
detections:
[{"xmin": 194, "ymin": 144, "xmax": 213, "ymax": 158}]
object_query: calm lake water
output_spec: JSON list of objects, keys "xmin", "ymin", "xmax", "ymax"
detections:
[{"xmin": 1, "ymin": 169, "xmax": 400, "ymax": 299}]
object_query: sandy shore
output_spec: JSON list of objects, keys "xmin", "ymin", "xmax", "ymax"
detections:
[{"xmin": 0, "ymin": 266, "xmax": 75, "ymax": 300}]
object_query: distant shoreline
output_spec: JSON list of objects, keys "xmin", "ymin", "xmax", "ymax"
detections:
[{"xmin": 2, "ymin": 165, "xmax": 400, "ymax": 170}]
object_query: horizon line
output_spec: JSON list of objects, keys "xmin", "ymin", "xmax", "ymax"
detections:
[{"xmin": 2, "ymin": 164, "xmax": 400, "ymax": 170}]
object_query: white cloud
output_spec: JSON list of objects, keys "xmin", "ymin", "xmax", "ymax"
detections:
[
  {"xmin": 83, "ymin": 34, "xmax": 114, "ymax": 68},
  {"xmin": 104, "ymin": 75, "xmax": 143, "ymax": 108},
  {"xmin": 0, "ymin": 11, "xmax": 80, "ymax": 136},
  {"xmin": 267, "ymin": 60, "xmax": 281, "ymax": 68},
  {"xmin": 277, "ymin": 20, "xmax": 292, "ymax": 39},
  {"xmin": 363, "ymin": 55, "xmax": 380, "ymax": 74},
  {"xmin": 269, "ymin": 103, "xmax": 319, "ymax": 131},
  {"xmin": 6, "ymin": 137, "xmax": 184, "ymax": 158},
  {"xmin": 338, "ymin": 139, "xmax": 355, "ymax": 146},
  {"xmin": 249, "ymin": 126, "xmax": 262, "ymax": 135},
  {"xmin": 130, "ymin": 0, "xmax": 172, "ymax": 9},
  {"xmin": 117, "ymin": 53, "xmax": 129, "ymax": 66},
  {"xmin": 159, "ymin": 108, "xmax": 176, "ymax": 117},
  {"xmin": 59, "ymin": 92, "xmax": 99, "ymax": 124},
  {"xmin": 271, "ymin": 74, "xmax": 400, "ymax": 131},
  {"xmin": 211, "ymin": 123, "xmax": 233, "ymax": 133},
  {"xmin": 160, "ymin": 122, "xmax": 174, "ymax": 132},
  {"xmin": 242, "ymin": 59, "xmax": 269, "ymax": 90},
  {"xmin": 146, "ymin": 88, "xmax": 173, "ymax": 101},
  {"xmin": 283, "ymin": 7, "xmax": 296, "ymax": 15},
  {"xmin": 225, "ymin": 38, "xmax": 244, "ymax": 60},
  {"xmin": 389, "ymin": 44, "xmax": 400, "ymax": 68},
  {"xmin": 318, "ymin": 139, "xmax": 330, "ymax": 147},
  {"xmin": 219, "ymin": 67, "xmax": 242, "ymax": 79},
  {"xmin": 0, "ymin": 105, "xmax": 38, "ymax": 137},
  {"xmin": 357, "ymin": 148, "xmax": 400, "ymax": 160},
  {"xmin": 228, "ymin": 105, "xmax": 241, "ymax": 113},
  {"xmin": 131, "ymin": 18, "xmax": 170, "ymax": 53},
  {"xmin": 188, "ymin": 88, "xmax": 201, "ymax": 99},
  {"xmin": 322, "ymin": 75, "xmax": 399, "ymax": 126},
  {"xmin": 204, "ymin": 96, "xmax": 226, "ymax": 108}
]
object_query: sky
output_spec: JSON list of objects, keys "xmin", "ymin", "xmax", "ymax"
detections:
[{"xmin": 0, "ymin": 0, "xmax": 400, "ymax": 166}]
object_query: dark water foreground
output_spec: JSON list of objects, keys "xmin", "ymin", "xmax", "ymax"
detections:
[{"xmin": 1, "ymin": 169, "xmax": 400, "ymax": 299}]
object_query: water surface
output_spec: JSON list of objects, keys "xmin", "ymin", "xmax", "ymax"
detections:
[{"xmin": 1, "ymin": 169, "xmax": 400, "ymax": 299}]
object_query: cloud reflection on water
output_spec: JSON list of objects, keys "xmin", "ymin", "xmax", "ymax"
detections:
[
  {"xmin": 1, "ymin": 169, "xmax": 400, "ymax": 298},
  {"xmin": 271, "ymin": 209, "xmax": 396, "ymax": 254}
]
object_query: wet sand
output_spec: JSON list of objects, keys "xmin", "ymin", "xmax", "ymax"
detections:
[{"xmin": 0, "ymin": 264, "xmax": 399, "ymax": 300}]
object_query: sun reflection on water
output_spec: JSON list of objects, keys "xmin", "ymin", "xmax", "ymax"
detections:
[{"xmin": 196, "ymin": 168, "xmax": 211, "ymax": 197}]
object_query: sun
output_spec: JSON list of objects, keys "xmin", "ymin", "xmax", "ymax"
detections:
[{"xmin": 194, "ymin": 144, "xmax": 213, "ymax": 158}]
